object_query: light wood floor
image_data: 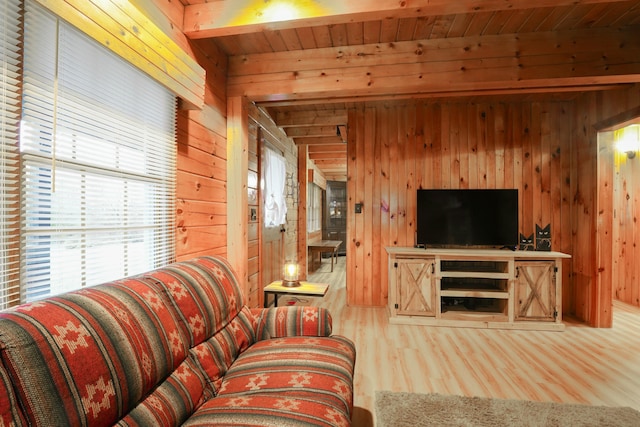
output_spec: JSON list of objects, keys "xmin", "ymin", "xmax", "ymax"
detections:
[{"xmin": 305, "ymin": 256, "xmax": 640, "ymax": 426}]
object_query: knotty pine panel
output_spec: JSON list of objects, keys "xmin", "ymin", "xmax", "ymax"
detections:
[
  {"xmin": 347, "ymin": 100, "xmax": 572, "ymax": 309},
  {"xmin": 177, "ymin": 200, "xmax": 226, "ymax": 228},
  {"xmin": 177, "ymin": 110, "xmax": 228, "ymax": 260}
]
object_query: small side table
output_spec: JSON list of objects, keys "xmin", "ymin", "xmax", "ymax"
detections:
[{"xmin": 263, "ymin": 280, "xmax": 329, "ymax": 307}]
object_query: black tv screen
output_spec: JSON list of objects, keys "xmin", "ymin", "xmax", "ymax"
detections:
[{"xmin": 416, "ymin": 189, "xmax": 518, "ymax": 248}]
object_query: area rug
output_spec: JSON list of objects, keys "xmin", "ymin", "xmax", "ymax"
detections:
[{"xmin": 375, "ymin": 391, "xmax": 640, "ymax": 427}]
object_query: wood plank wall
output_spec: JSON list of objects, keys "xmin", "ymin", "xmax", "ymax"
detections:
[
  {"xmin": 174, "ymin": 49, "xmax": 229, "ymax": 259},
  {"xmin": 346, "ymin": 100, "xmax": 573, "ymax": 311}
]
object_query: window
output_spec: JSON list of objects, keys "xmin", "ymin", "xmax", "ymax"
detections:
[
  {"xmin": 307, "ymin": 183, "xmax": 323, "ymax": 233},
  {"xmin": 263, "ymin": 147, "xmax": 287, "ymax": 227},
  {"xmin": 18, "ymin": 1, "xmax": 176, "ymax": 302},
  {"xmin": 0, "ymin": 0, "xmax": 22, "ymax": 309}
]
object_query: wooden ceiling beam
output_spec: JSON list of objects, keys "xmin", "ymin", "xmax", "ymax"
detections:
[
  {"xmin": 308, "ymin": 144, "xmax": 347, "ymax": 153},
  {"xmin": 227, "ymin": 25, "xmax": 640, "ymax": 102},
  {"xmin": 229, "ymin": 25, "xmax": 640, "ymax": 77},
  {"xmin": 275, "ymin": 110, "xmax": 348, "ymax": 127},
  {"xmin": 184, "ymin": 0, "xmax": 625, "ymax": 39},
  {"xmin": 295, "ymin": 136, "xmax": 344, "ymax": 145},
  {"xmin": 309, "ymin": 152, "xmax": 346, "ymax": 160},
  {"xmin": 257, "ymin": 84, "xmax": 629, "ymax": 108},
  {"xmin": 312, "ymin": 159, "xmax": 348, "ymax": 166},
  {"xmin": 285, "ymin": 125, "xmax": 339, "ymax": 138}
]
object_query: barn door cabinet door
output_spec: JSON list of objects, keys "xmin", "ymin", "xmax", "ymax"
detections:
[
  {"xmin": 514, "ymin": 260, "xmax": 557, "ymax": 322},
  {"xmin": 396, "ymin": 258, "xmax": 436, "ymax": 316}
]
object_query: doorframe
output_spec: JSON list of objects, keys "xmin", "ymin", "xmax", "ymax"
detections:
[
  {"xmin": 594, "ymin": 107, "xmax": 640, "ymax": 327},
  {"xmin": 297, "ymin": 145, "xmax": 309, "ymax": 281}
]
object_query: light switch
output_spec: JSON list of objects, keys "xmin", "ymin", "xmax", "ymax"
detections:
[{"xmin": 355, "ymin": 203, "xmax": 362, "ymax": 213}]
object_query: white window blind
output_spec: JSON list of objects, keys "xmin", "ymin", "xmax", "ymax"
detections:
[
  {"xmin": 0, "ymin": 0, "xmax": 22, "ymax": 309},
  {"xmin": 20, "ymin": 1, "xmax": 176, "ymax": 301}
]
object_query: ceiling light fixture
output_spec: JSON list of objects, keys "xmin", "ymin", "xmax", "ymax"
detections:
[
  {"xmin": 615, "ymin": 124, "xmax": 640, "ymax": 159},
  {"xmin": 226, "ymin": 0, "xmax": 329, "ymax": 26},
  {"xmin": 262, "ymin": 1, "xmax": 299, "ymax": 22}
]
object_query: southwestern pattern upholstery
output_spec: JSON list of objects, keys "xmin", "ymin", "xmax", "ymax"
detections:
[{"xmin": 0, "ymin": 256, "xmax": 356, "ymax": 426}]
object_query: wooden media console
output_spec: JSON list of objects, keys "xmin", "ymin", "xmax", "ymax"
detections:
[{"xmin": 386, "ymin": 247, "xmax": 571, "ymax": 331}]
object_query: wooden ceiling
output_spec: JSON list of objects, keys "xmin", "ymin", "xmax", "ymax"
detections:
[{"xmin": 181, "ymin": 0, "xmax": 640, "ymax": 179}]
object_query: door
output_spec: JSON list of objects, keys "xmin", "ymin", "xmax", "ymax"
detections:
[
  {"xmin": 396, "ymin": 258, "xmax": 436, "ymax": 316},
  {"xmin": 514, "ymin": 261, "xmax": 557, "ymax": 321},
  {"xmin": 260, "ymin": 140, "xmax": 286, "ymax": 304},
  {"xmin": 323, "ymin": 181, "xmax": 347, "ymax": 255}
]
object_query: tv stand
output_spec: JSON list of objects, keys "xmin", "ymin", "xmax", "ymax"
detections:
[{"xmin": 386, "ymin": 247, "xmax": 571, "ymax": 331}]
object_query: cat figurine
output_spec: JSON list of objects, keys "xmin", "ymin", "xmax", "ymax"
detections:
[
  {"xmin": 519, "ymin": 233, "xmax": 534, "ymax": 251},
  {"xmin": 535, "ymin": 224, "xmax": 551, "ymax": 251}
]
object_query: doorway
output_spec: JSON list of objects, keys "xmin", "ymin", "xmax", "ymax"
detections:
[
  {"xmin": 323, "ymin": 181, "xmax": 347, "ymax": 256},
  {"xmin": 260, "ymin": 138, "xmax": 287, "ymax": 299},
  {"xmin": 597, "ymin": 122, "xmax": 640, "ymax": 325}
]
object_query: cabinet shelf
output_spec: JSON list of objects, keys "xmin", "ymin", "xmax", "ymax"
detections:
[
  {"xmin": 440, "ymin": 310, "xmax": 509, "ymax": 322},
  {"xmin": 441, "ymin": 271, "xmax": 510, "ymax": 279},
  {"xmin": 440, "ymin": 277, "xmax": 508, "ymax": 292},
  {"xmin": 441, "ymin": 289, "xmax": 509, "ymax": 299}
]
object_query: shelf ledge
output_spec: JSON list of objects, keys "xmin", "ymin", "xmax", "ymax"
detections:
[{"xmin": 441, "ymin": 290, "xmax": 509, "ymax": 299}]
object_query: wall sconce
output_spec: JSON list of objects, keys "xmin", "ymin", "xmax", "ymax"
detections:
[
  {"xmin": 615, "ymin": 124, "xmax": 640, "ymax": 159},
  {"xmin": 282, "ymin": 261, "xmax": 300, "ymax": 287}
]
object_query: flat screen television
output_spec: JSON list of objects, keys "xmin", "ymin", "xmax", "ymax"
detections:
[{"xmin": 416, "ymin": 189, "xmax": 518, "ymax": 248}]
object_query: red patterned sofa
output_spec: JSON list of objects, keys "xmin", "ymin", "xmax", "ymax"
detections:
[{"xmin": 0, "ymin": 256, "xmax": 356, "ymax": 426}]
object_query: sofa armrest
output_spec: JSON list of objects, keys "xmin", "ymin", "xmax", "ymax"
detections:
[{"xmin": 251, "ymin": 306, "xmax": 333, "ymax": 340}]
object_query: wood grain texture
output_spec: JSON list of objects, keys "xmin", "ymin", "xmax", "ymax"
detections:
[
  {"xmin": 184, "ymin": 0, "xmax": 630, "ymax": 39},
  {"xmin": 175, "ymin": 49, "xmax": 229, "ymax": 261},
  {"xmin": 307, "ymin": 260, "xmax": 640, "ymax": 426},
  {"xmin": 226, "ymin": 96, "xmax": 249, "ymax": 295},
  {"xmin": 347, "ymin": 100, "xmax": 573, "ymax": 309},
  {"xmin": 226, "ymin": 26, "xmax": 640, "ymax": 102}
]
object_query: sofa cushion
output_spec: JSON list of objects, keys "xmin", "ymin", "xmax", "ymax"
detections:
[
  {"xmin": 116, "ymin": 356, "xmax": 207, "ymax": 427},
  {"xmin": 190, "ymin": 306, "xmax": 257, "ymax": 395},
  {"xmin": 0, "ymin": 278, "xmax": 187, "ymax": 427},
  {"xmin": 252, "ymin": 306, "xmax": 333, "ymax": 339},
  {"xmin": 0, "ymin": 361, "xmax": 26, "ymax": 426},
  {"xmin": 217, "ymin": 336, "xmax": 356, "ymax": 419},
  {"xmin": 145, "ymin": 256, "xmax": 246, "ymax": 348},
  {"xmin": 182, "ymin": 395, "xmax": 351, "ymax": 427}
]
